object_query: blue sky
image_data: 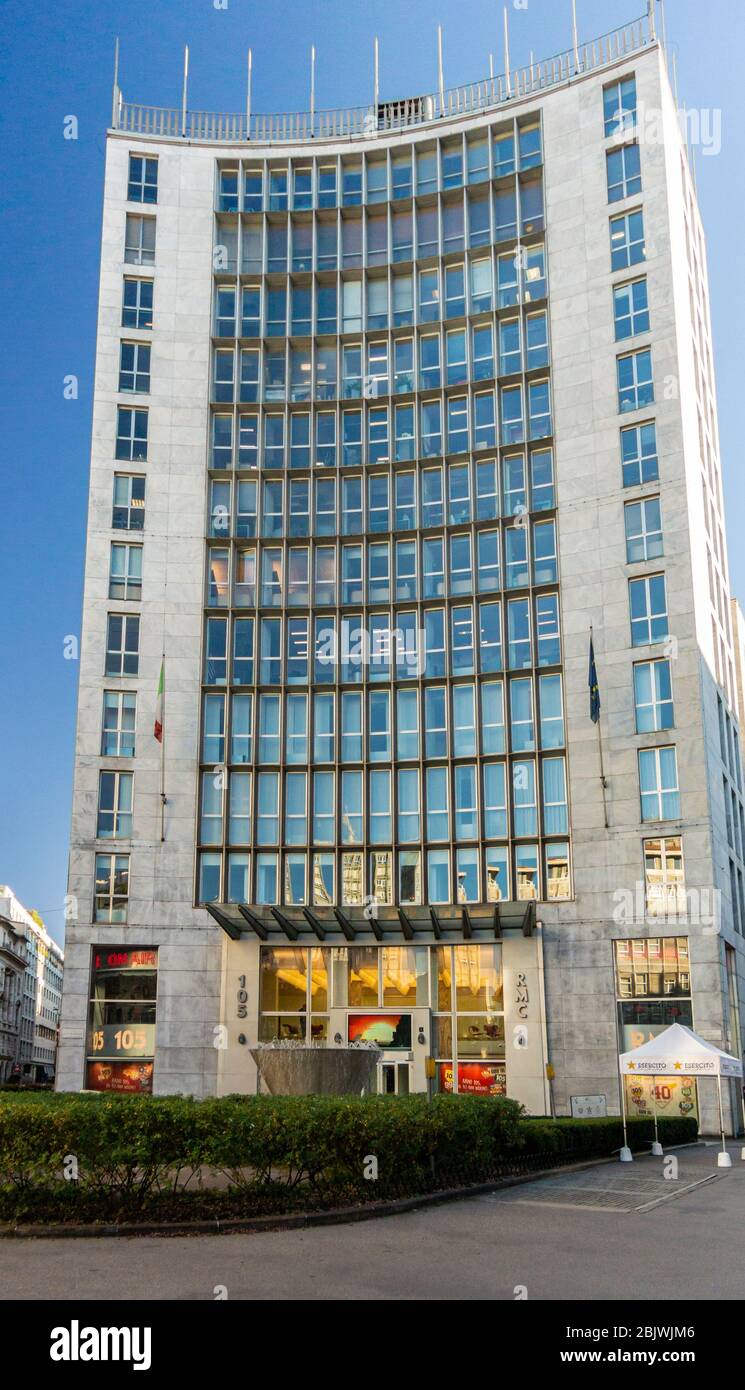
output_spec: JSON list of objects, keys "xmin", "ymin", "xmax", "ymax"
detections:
[{"xmin": 1, "ymin": 0, "xmax": 743, "ymax": 946}]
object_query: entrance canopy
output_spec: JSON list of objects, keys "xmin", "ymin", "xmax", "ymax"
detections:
[
  {"xmin": 620, "ymin": 1022, "xmax": 743, "ymax": 1079},
  {"xmin": 206, "ymin": 899, "xmax": 536, "ymax": 944}
]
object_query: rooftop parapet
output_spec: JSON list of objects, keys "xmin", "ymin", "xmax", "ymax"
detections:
[{"xmin": 112, "ymin": 13, "xmax": 656, "ymax": 146}]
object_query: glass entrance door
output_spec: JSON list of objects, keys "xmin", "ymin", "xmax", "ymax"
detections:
[{"xmin": 379, "ymin": 1061, "xmax": 411, "ymax": 1095}]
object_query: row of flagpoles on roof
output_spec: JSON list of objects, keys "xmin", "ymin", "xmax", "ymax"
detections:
[{"xmin": 114, "ymin": 2, "xmax": 660, "ymax": 134}]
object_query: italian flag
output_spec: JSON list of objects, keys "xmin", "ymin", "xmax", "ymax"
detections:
[{"xmin": 154, "ymin": 658, "xmax": 164, "ymax": 743}]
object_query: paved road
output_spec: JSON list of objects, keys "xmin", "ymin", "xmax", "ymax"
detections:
[{"xmin": 2, "ymin": 1144, "xmax": 744, "ymax": 1301}]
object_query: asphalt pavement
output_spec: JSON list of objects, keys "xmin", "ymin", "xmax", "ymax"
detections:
[{"xmin": 2, "ymin": 1142, "xmax": 743, "ymax": 1301}]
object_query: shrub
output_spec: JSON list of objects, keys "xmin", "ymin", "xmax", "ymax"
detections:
[{"xmin": 0, "ymin": 1092, "xmax": 697, "ymax": 1226}]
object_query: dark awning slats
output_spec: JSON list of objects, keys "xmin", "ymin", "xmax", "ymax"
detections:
[
  {"xmin": 237, "ymin": 904, "xmax": 269, "ymax": 940},
  {"xmin": 332, "ymin": 907, "xmax": 356, "ymax": 941},
  {"xmin": 205, "ymin": 902, "xmax": 242, "ymax": 940},
  {"xmin": 208, "ymin": 900, "xmax": 536, "ymax": 942},
  {"xmin": 271, "ymin": 907, "xmax": 300, "ymax": 941},
  {"xmin": 302, "ymin": 907, "xmax": 327, "ymax": 940}
]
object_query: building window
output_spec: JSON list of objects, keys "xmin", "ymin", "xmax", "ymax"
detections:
[
  {"xmin": 639, "ymin": 746, "xmax": 681, "ymax": 822},
  {"xmin": 621, "ymin": 422, "xmax": 658, "ymax": 487},
  {"xmin": 610, "ymin": 209, "xmax": 645, "ymax": 271},
  {"xmin": 119, "ymin": 341, "xmax": 151, "ymax": 394},
  {"xmin": 97, "ymin": 771, "xmax": 133, "ymax": 838},
  {"xmin": 86, "ymin": 946, "xmax": 158, "ymax": 1093},
  {"xmin": 624, "ymin": 497, "xmax": 663, "ymax": 562},
  {"xmin": 606, "ymin": 142, "xmax": 642, "ymax": 202},
  {"xmin": 634, "ymin": 659, "xmax": 674, "ymax": 733},
  {"xmin": 112, "ymin": 474, "xmax": 145, "ymax": 530},
  {"xmin": 613, "ymin": 278, "xmax": 649, "ymax": 340},
  {"xmin": 629, "ymin": 574, "xmax": 668, "ymax": 646},
  {"xmin": 122, "ymin": 277, "xmax": 153, "ymax": 330},
  {"xmin": 127, "ymin": 154, "xmax": 158, "ymax": 203},
  {"xmin": 604, "ymin": 76, "xmax": 637, "ymax": 137},
  {"xmin": 93, "ymin": 854, "xmax": 130, "ymax": 922},
  {"xmin": 614, "ymin": 938, "xmax": 695, "ymax": 1123},
  {"xmin": 101, "ymin": 691, "xmax": 136, "ymax": 757},
  {"xmin": 124, "ymin": 214, "xmax": 156, "ymax": 265},
  {"xmin": 643, "ymin": 838, "xmax": 685, "ymax": 916},
  {"xmin": 617, "ymin": 348, "xmax": 653, "ymax": 412},
  {"xmin": 614, "ymin": 936, "xmax": 691, "ymax": 1003},
  {"xmin": 105, "ymin": 613, "xmax": 140, "ymax": 677},
  {"xmin": 116, "ymin": 406, "xmax": 148, "ymax": 460},
  {"xmin": 109, "ymin": 543, "xmax": 142, "ymax": 601}
]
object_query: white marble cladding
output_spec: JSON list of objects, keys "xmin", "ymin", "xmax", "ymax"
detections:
[
  {"xmin": 60, "ymin": 136, "xmax": 223, "ymax": 1097},
  {"xmin": 58, "ymin": 44, "xmax": 745, "ymax": 1121},
  {"xmin": 542, "ymin": 44, "xmax": 744, "ymax": 1125}
]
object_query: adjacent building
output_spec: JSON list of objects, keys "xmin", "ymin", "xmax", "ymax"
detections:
[
  {"xmin": 0, "ymin": 905, "xmax": 27, "ymax": 1084},
  {"xmin": 0, "ymin": 888, "xmax": 64, "ymax": 1083},
  {"xmin": 58, "ymin": 9, "xmax": 745, "ymax": 1128}
]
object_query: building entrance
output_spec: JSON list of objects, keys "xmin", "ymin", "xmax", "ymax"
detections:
[{"xmin": 379, "ymin": 1060, "xmax": 411, "ymax": 1095}]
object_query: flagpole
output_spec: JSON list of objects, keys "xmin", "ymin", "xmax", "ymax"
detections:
[
  {"xmin": 597, "ymin": 718, "xmax": 609, "ymax": 829},
  {"xmin": 590, "ymin": 625, "xmax": 609, "ymax": 829},
  {"xmin": 158, "ymin": 652, "xmax": 166, "ymax": 842},
  {"xmin": 160, "ymin": 726, "xmax": 166, "ymax": 842}
]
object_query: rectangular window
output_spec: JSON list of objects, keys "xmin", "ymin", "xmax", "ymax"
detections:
[
  {"xmin": 480, "ymin": 600, "xmax": 503, "ymax": 673},
  {"xmin": 483, "ymin": 763, "xmax": 507, "ymax": 838},
  {"xmin": 112, "ymin": 474, "xmax": 145, "ymax": 530},
  {"xmin": 530, "ymin": 448, "xmax": 554, "ymax": 510},
  {"xmin": 452, "ymin": 683, "xmax": 477, "ymax": 757},
  {"xmin": 257, "ymin": 771, "xmax": 279, "ymax": 844},
  {"xmin": 284, "ymin": 772, "xmax": 308, "ymax": 846},
  {"xmin": 617, "ymin": 348, "xmax": 653, "ymax": 412},
  {"xmin": 634, "ymin": 659, "xmax": 674, "ymax": 732},
  {"xmin": 93, "ymin": 854, "xmax": 130, "ymax": 923},
  {"xmin": 538, "ymin": 673, "xmax": 564, "ymax": 748},
  {"xmin": 481, "ymin": 681, "xmax": 505, "ymax": 755},
  {"xmin": 613, "ymin": 278, "xmax": 649, "ymax": 340},
  {"xmin": 396, "ymin": 688, "xmax": 419, "ymax": 760},
  {"xmin": 606, "ymin": 142, "xmax": 642, "ymax": 202},
  {"xmin": 229, "ymin": 770, "xmax": 252, "ymax": 844},
  {"xmin": 428, "ymin": 850, "xmax": 450, "ymax": 904},
  {"xmin": 644, "ymin": 837, "xmax": 685, "ymax": 915},
  {"xmin": 86, "ymin": 946, "xmax": 157, "ymax": 1092},
  {"xmin": 97, "ymin": 770, "xmax": 133, "ymax": 838},
  {"xmin": 621, "ymin": 421, "xmax": 658, "ymax": 486},
  {"xmin": 115, "ymin": 407, "xmax": 148, "ymax": 461},
  {"xmin": 124, "ymin": 214, "xmax": 156, "ymax": 265},
  {"xmin": 604, "ymin": 76, "xmax": 637, "ymax": 137},
  {"xmin": 426, "ymin": 766, "xmax": 449, "ymax": 841},
  {"xmin": 230, "ymin": 693, "xmax": 252, "ymax": 764},
  {"xmin": 610, "ymin": 208, "xmax": 645, "ymax": 271},
  {"xmin": 625, "ymin": 497, "xmax": 663, "ymax": 562},
  {"xmin": 542, "ymin": 757, "xmax": 568, "ymax": 834},
  {"xmin": 215, "ymin": 284, "xmax": 236, "ymax": 336},
  {"xmin": 425, "ymin": 686, "xmax": 447, "ymax": 759},
  {"xmin": 342, "ymin": 770, "xmax": 363, "ymax": 844},
  {"xmin": 105, "ymin": 614, "xmax": 139, "ymax": 676},
  {"xmin": 101, "ymin": 691, "xmax": 136, "ymax": 757},
  {"xmin": 629, "ymin": 574, "xmax": 668, "ymax": 646},
  {"xmin": 369, "ymin": 770, "xmax": 392, "ymax": 844},
  {"xmin": 127, "ymin": 154, "xmax": 158, "ymax": 203},
  {"xmin": 639, "ymin": 747, "xmax": 681, "ymax": 821},
  {"xmin": 122, "ymin": 277, "xmax": 153, "ymax": 330},
  {"xmin": 420, "ymin": 334, "xmax": 440, "ymax": 391},
  {"xmin": 201, "ymin": 772, "xmax": 224, "ymax": 844},
  {"xmin": 109, "ymin": 543, "xmax": 142, "ymax": 601},
  {"xmin": 525, "ymin": 311, "xmax": 549, "ymax": 369}
]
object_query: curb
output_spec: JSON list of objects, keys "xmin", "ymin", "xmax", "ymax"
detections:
[{"xmin": 0, "ymin": 1143, "xmax": 706, "ymax": 1239}]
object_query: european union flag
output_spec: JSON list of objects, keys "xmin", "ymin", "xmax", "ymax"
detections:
[{"xmin": 589, "ymin": 633, "xmax": 600, "ymax": 724}]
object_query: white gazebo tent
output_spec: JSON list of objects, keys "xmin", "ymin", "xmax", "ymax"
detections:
[{"xmin": 618, "ymin": 1022, "xmax": 743, "ymax": 1167}]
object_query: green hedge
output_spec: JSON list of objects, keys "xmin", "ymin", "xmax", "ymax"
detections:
[{"xmin": 0, "ymin": 1093, "xmax": 697, "ymax": 1226}]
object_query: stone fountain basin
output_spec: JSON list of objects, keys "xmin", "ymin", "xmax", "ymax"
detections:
[{"xmin": 250, "ymin": 1046, "xmax": 378, "ymax": 1096}]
